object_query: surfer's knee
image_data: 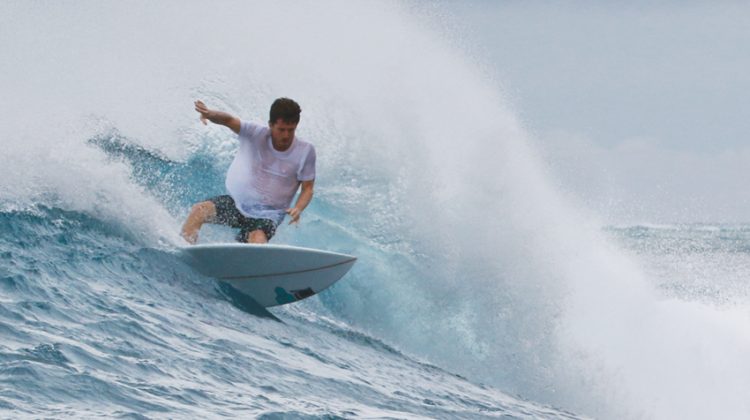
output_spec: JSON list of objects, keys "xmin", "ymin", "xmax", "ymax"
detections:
[
  {"xmin": 247, "ymin": 229, "xmax": 268, "ymax": 244},
  {"xmin": 190, "ymin": 201, "xmax": 216, "ymax": 221}
]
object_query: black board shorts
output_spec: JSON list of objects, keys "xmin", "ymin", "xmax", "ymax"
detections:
[{"xmin": 206, "ymin": 195, "xmax": 278, "ymax": 242}]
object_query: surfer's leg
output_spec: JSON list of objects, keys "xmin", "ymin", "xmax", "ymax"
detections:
[
  {"xmin": 246, "ymin": 229, "xmax": 268, "ymax": 244},
  {"xmin": 239, "ymin": 218, "xmax": 277, "ymax": 244},
  {"xmin": 181, "ymin": 201, "xmax": 217, "ymax": 244}
]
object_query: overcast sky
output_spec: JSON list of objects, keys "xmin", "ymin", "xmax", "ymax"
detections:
[{"xmin": 446, "ymin": 1, "xmax": 750, "ymax": 223}]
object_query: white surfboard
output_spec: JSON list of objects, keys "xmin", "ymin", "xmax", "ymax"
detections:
[{"xmin": 181, "ymin": 243, "xmax": 356, "ymax": 307}]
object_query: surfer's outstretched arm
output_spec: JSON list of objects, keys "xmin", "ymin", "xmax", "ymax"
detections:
[{"xmin": 194, "ymin": 100, "xmax": 241, "ymax": 134}]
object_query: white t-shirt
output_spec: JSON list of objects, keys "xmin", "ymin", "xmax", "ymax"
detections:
[{"xmin": 225, "ymin": 121, "xmax": 316, "ymax": 224}]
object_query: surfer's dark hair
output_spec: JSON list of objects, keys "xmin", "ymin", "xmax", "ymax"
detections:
[{"xmin": 269, "ymin": 98, "xmax": 301, "ymax": 125}]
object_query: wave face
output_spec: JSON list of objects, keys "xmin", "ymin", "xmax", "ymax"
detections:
[
  {"xmin": 2, "ymin": 1, "xmax": 750, "ymax": 419},
  {"xmin": 0, "ymin": 205, "xmax": 581, "ymax": 418}
]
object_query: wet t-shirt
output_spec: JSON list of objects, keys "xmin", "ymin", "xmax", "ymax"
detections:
[{"xmin": 225, "ymin": 121, "xmax": 316, "ymax": 224}]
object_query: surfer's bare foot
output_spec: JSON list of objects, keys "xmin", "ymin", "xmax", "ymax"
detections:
[{"xmin": 181, "ymin": 230, "xmax": 198, "ymax": 245}]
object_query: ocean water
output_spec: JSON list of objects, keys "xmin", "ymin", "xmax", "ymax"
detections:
[{"xmin": 2, "ymin": 2, "xmax": 750, "ymax": 419}]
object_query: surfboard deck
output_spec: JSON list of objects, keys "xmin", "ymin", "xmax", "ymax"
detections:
[{"xmin": 180, "ymin": 243, "xmax": 356, "ymax": 307}]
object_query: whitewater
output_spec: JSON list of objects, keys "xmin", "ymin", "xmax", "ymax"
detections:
[{"xmin": 2, "ymin": 1, "xmax": 750, "ymax": 419}]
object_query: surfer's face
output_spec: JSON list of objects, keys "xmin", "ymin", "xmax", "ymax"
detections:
[{"xmin": 269, "ymin": 119, "xmax": 297, "ymax": 151}]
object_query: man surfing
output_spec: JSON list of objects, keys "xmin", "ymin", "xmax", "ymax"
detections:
[{"xmin": 181, "ymin": 98, "xmax": 316, "ymax": 244}]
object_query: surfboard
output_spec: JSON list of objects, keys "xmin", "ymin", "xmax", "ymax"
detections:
[{"xmin": 180, "ymin": 243, "xmax": 356, "ymax": 307}]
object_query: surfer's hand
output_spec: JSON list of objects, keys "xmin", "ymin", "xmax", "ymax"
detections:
[
  {"xmin": 286, "ymin": 207, "xmax": 301, "ymax": 225},
  {"xmin": 194, "ymin": 100, "xmax": 210, "ymax": 125}
]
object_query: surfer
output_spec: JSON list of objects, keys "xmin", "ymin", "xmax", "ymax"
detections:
[{"xmin": 181, "ymin": 98, "xmax": 316, "ymax": 244}]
